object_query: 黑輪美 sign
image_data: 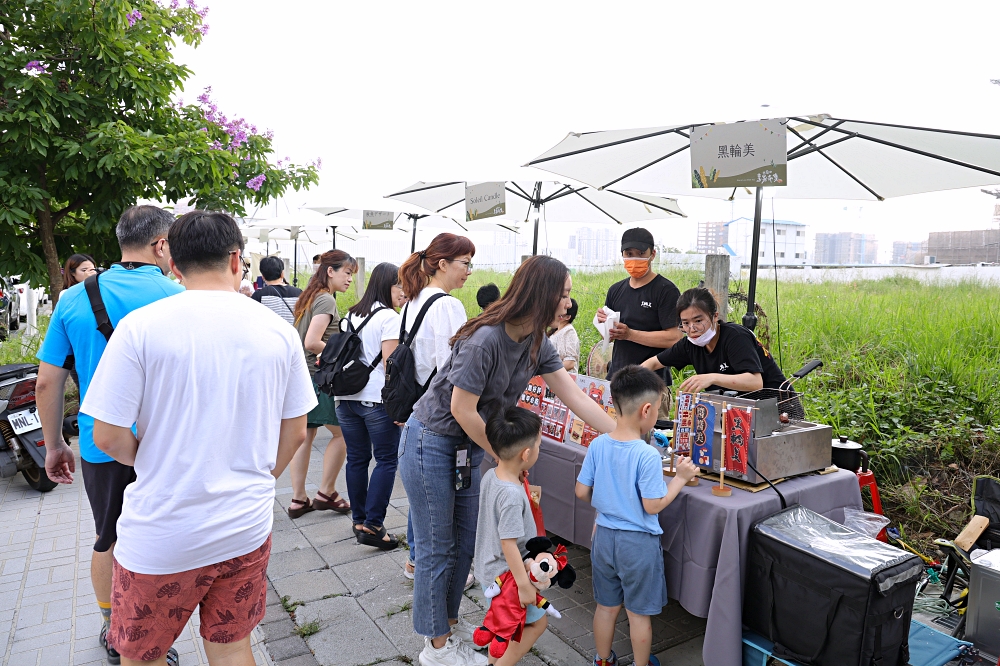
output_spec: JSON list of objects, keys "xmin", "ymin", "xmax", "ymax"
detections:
[{"xmin": 690, "ymin": 119, "xmax": 787, "ymax": 189}]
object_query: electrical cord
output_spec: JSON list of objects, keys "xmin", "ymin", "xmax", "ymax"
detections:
[{"xmin": 746, "ymin": 458, "xmax": 787, "ymax": 510}]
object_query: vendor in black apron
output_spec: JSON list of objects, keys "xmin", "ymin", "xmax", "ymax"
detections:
[{"xmin": 642, "ymin": 287, "xmax": 787, "ymax": 393}]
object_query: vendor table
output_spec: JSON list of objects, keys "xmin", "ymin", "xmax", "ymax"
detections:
[{"xmin": 511, "ymin": 438, "xmax": 862, "ymax": 666}]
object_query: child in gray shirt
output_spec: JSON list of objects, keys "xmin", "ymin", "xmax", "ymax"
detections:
[{"xmin": 473, "ymin": 408, "xmax": 547, "ymax": 660}]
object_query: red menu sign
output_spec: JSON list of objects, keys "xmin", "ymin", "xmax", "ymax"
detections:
[{"xmin": 517, "ymin": 374, "xmax": 615, "ymax": 447}]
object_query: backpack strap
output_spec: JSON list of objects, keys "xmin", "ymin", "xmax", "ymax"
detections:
[
  {"xmin": 83, "ymin": 273, "xmax": 114, "ymax": 342},
  {"xmin": 405, "ymin": 293, "xmax": 450, "ymax": 345},
  {"xmin": 342, "ymin": 306, "xmax": 391, "ymax": 370}
]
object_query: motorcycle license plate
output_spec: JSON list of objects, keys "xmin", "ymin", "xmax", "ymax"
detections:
[{"xmin": 8, "ymin": 409, "xmax": 41, "ymax": 435}]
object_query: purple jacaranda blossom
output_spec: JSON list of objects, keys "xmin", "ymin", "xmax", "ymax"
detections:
[
  {"xmin": 197, "ymin": 6, "xmax": 209, "ymax": 17},
  {"xmin": 209, "ymin": 139, "xmax": 223, "ymax": 150},
  {"xmin": 198, "ymin": 24, "xmax": 210, "ymax": 35},
  {"xmin": 250, "ymin": 124, "xmax": 257, "ymax": 134},
  {"xmin": 197, "ymin": 87, "xmax": 212, "ymax": 104},
  {"xmin": 170, "ymin": 0, "xmax": 179, "ymax": 8},
  {"xmin": 264, "ymin": 129, "xmax": 275, "ymax": 140},
  {"xmin": 25, "ymin": 61, "xmax": 47, "ymax": 74},
  {"xmin": 127, "ymin": 10, "xmax": 142, "ymax": 26},
  {"xmin": 187, "ymin": 0, "xmax": 197, "ymax": 7},
  {"xmin": 247, "ymin": 174, "xmax": 266, "ymax": 191}
]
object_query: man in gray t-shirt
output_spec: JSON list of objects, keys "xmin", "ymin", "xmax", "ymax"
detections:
[{"xmin": 474, "ymin": 468, "xmax": 537, "ymax": 586}]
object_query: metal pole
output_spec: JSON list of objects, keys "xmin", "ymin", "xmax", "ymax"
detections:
[
  {"xmin": 531, "ymin": 181, "xmax": 542, "ymax": 256},
  {"xmin": 331, "ymin": 226, "xmax": 337, "ymax": 250},
  {"xmin": 410, "ymin": 216, "xmax": 418, "ymax": 254},
  {"xmin": 743, "ymin": 186, "xmax": 764, "ymax": 330},
  {"xmin": 293, "ymin": 238, "xmax": 298, "ymax": 287}
]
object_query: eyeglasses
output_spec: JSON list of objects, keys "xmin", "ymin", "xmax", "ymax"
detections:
[
  {"xmin": 229, "ymin": 250, "xmax": 249, "ymax": 280},
  {"xmin": 150, "ymin": 238, "xmax": 168, "ymax": 248},
  {"xmin": 680, "ymin": 317, "xmax": 711, "ymax": 331},
  {"xmin": 450, "ymin": 259, "xmax": 473, "ymax": 273}
]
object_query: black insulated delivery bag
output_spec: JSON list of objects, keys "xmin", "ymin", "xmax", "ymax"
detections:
[{"xmin": 743, "ymin": 505, "xmax": 922, "ymax": 666}]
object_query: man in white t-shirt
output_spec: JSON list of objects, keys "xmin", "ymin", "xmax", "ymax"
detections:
[{"xmin": 81, "ymin": 210, "xmax": 317, "ymax": 666}]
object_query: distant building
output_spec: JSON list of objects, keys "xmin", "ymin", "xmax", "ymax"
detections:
[
  {"xmin": 926, "ymin": 229, "xmax": 1000, "ymax": 264},
  {"xmin": 891, "ymin": 240, "xmax": 926, "ymax": 264},
  {"xmin": 814, "ymin": 232, "xmax": 878, "ymax": 264},
  {"xmin": 696, "ymin": 220, "xmax": 727, "ymax": 254},
  {"xmin": 577, "ymin": 227, "xmax": 616, "ymax": 266},
  {"xmin": 723, "ymin": 218, "xmax": 808, "ymax": 266}
]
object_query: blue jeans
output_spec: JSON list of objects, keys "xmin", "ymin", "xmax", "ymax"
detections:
[
  {"xmin": 398, "ymin": 416, "xmax": 484, "ymax": 638},
  {"xmin": 336, "ymin": 401, "xmax": 401, "ymax": 528}
]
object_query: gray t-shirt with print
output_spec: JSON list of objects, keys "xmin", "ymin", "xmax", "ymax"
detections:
[
  {"xmin": 412, "ymin": 323, "xmax": 563, "ymax": 438},
  {"xmin": 474, "ymin": 468, "xmax": 537, "ymax": 586}
]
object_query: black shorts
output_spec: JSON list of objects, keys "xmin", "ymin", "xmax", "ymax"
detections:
[{"xmin": 81, "ymin": 459, "xmax": 136, "ymax": 552}]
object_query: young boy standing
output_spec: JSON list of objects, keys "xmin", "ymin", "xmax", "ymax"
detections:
[
  {"xmin": 473, "ymin": 408, "xmax": 546, "ymax": 666},
  {"xmin": 576, "ymin": 366, "xmax": 698, "ymax": 666}
]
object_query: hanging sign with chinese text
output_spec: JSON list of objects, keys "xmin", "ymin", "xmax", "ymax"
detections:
[
  {"xmin": 363, "ymin": 210, "xmax": 395, "ymax": 230},
  {"xmin": 725, "ymin": 406, "xmax": 751, "ymax": 475},
  {"xmin": 465, "ymin": 182, "xmax": 506, "ymax": 221},
  {"xmin": 674, "ymin": 392, "xmax": 695, "ymax": 456},
  {"xmin": 692, "ymin": 401, "xmax": 716, "ymax": 468},
  {"xmin": 690, "ymin": 119, "xmax": 787, "ymax": 189}
]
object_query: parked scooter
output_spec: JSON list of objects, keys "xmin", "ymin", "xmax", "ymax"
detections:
[{"xmin": 0, "ymin": 363, "xmax": 57, "ymax": 492}]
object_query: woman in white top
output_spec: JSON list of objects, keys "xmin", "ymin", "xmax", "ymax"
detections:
[
  {"xmin": 549, "ymin": 297, "xmax": 580, "ymax": 372},
  {"xmin": 397, "ymin": 232, "xmax": 475, "ymax": 577},
  {"xmin": 336, "ymin": 263, "xmax": 407, "ymax": 550}
]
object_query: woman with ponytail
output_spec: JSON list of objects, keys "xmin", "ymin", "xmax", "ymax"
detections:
[
  {"xmin": 399, "ymin": 255, "xmax": 617, "ymax": 666},
  {"xmin": 397, "ymin": 233, "xmax": 474, "ymax": 579},
  {"xmin": 286, "ymin": 250, "xmax": 357, "ymax": 519}
]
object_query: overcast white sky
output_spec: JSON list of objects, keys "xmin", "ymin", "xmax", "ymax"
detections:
[{"xmin": 174, "ymin": 0, "xmax": 1000, "ymax": 262}]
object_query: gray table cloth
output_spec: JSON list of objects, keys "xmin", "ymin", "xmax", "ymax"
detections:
[{"xmin": 517, "ymin": 439, "xmax": 863, "ymax": 666}]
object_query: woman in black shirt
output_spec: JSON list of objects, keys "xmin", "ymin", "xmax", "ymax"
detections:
[{"xmin": 642, "ymin": 287, "xmax": 786, "ymax": 393}]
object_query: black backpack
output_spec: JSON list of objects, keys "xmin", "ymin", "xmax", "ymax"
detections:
[
  {"xmin": 382, "ymin": 293, "xmax": 449, "ymax": 422},
  {"xmin": 315, "ymin": 306, "xmax": 389, "ymax": 397}
]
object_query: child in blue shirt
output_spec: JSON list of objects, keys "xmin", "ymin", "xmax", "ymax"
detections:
[{"xmin": 576, "ymin": 365, "xmax": 698, "ymax": 666}]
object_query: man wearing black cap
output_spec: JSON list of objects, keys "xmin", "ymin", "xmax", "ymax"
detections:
[{"xmin": 596, "ymin": 227, "xmax": 683, "ymax": 384}]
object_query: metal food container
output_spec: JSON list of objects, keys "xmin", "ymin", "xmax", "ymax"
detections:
[
  {"xmin": 966, "ymin": 552, "xmax": 1000, "ymax": 655},
  {"xmin": 695, "ymin": 393, "xmax": 832, "ymax": 484}
]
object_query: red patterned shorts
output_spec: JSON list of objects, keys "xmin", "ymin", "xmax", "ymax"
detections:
[{"xmin": 110, "ymin": 536, "xmax": 271, "ymax": 661}]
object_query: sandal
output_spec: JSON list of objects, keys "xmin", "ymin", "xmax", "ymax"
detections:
[
  {"xmin": 287, "ymin": 497, "xmax": 315, "ymax": 519},
  {"xmin": 352, "ymin": 524, "xmax": 364, "ymax": 538},
  {"xmin": 357, "ymin": 524, "xmax": 399, "ymax": 551},
  {"xmin": 314, "ymin": 490, "xmax": 351, "ymax": 514},
  {"xmin": 166, "ymin": 647, "xmax": 179, "ymax": 666}
]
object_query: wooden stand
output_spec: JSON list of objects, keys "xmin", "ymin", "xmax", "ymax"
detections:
[{"xmin": 712, "ymin": 402, "xmax": 732, "ymax": 497}]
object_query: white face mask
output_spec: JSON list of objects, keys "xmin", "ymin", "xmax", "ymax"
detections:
[{"xmin": 688, "ymin": 323, "xmax": 717, "ymax": 347}]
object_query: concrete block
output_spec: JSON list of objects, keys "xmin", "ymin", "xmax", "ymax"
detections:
[
  {"xmin": 299, "ymin": 519, "xmax": 356, "ymax": 548},
  {"xmin": 272, "ymin": 569, "xmax": 347, "ymax": 604},
  {"xmin": 269, "ymin": 655, "xmax": 320, "ymax": 666},
  {"xmin": 332, "ymin": 551, "xmax": 402, "ymax": 597},
  {"xmin": 374, "ymin": 611, "xmax": 424, "ymax": 661},
  {"xmin": 261, "ymin": 616, "xmax": 297, "ymax": 642},
  {"xmin": 297, "ymin": 596, "xmax": 398, "ymax": 666},
  {"xmin": 267, "ymin": 547, "xmax": 327, "ymax": 580},
  {"xmin": 271, "ymin": 529, "xmax": 311, "ymax": 554},
  {"xmin": 266, "ymin": 635, "xmax": 312, "ymax": 661},
  {"xmin": 316, "ymin": 538, "xmax": 385, "ymax": 569}
]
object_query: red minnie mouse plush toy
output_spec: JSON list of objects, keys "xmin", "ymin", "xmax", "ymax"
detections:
[{"xmin": 473, "ymin": 537, "xmax": 576, "ymax": 658}]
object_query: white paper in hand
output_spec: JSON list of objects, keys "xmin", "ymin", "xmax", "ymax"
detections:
[{"xmin": 593, "ymin": 308, "xmax": 620, "ymax": 351}]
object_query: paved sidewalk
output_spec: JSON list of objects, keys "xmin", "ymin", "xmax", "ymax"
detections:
[
  {"xmin": 262, "ymin": 432, "xmax": 707, "ymax": 666},
  {"xmin": 0, "ymin": 438, "xmax": 271, "ymax": 666}
]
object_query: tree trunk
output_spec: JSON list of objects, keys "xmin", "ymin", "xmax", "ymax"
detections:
[{"xmin": 37, "ymin": 201, "xmax": 64, "ymax": 307}]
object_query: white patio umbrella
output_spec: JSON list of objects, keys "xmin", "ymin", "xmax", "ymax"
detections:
[
  {"xmin": 526, "ymin": 114, "xmax": 1000, "ymax": 327},
  {"xmin": 304, "ymin": 206, "xmax": 504, "ymax": 253},
  {"xmin": 244, "ymin": 211, "xmax": 364, "ymax": 286},
  {"xmin": 385, "ymin": 180, "xmax": 686, "ymax": 255}
]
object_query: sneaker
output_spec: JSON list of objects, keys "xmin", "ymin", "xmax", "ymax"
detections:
[
  {"xmin": 100, "ymin": 624, "xmax": 121, "ymax": 665},
  {"xmin": 449, "ymin": 617, "xmax": 480, "ymax": 645},
  {"xmin": 644, "ymin": 655, "xmax": 660, "ymax": 666},
  {"xmin": 464, "ymin": 572, "xmax": 475, "ymax": 591},
  {"xmin": 419, "ymin": 636, "xmax": 488, "ymax": 666},
  {"xmin": 404, "ymin": 559, "xmax": 415, "ymax": 580},
  {"xmin": 594, "ymin": 650, "xmax": 617, "ymax": 666}
]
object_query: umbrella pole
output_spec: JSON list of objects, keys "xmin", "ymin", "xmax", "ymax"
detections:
[
  {"xmin": 411, "ymin": 216, "xmax": 418, "ymax": 254},
  {"xmin": 331, "ymin": 226, "xmax": 337, "ymax": 250},
  {"xmin": 293, "ymin": 238, "xmax": 299, "ymax": 287},
  {"xmin": 531, "ymin": 181, "xmax": 543, "ymax": 256},
  {"xmin": 743, "ymin": 186, "xmax": 764, "ymax": 330}
]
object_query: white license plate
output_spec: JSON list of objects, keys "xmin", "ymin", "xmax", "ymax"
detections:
[{"xmin": 8, "ymin": 409, "xmax": 41, "ymax": 435}]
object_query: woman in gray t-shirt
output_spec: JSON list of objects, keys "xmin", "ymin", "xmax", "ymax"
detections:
[{"xmin": 399, "ymin": 256, "xmax": 617, "ymax": 664}]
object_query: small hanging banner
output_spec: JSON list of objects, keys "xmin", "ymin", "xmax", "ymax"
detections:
[
  {"xmin": 692, "ymin": 401, "xmax": 716, "ymax": 468},
  {"xmin": 674, "ymin": 392, "xmax": 695, "ymax": 456},
  {"xmin": 725, "ymin": 406, "xmax": 751, "ymax": 475},
  {"xmin": 465, "ymin": 182, "xmax": 506, "ymax": 221},
  {"xmin": 363, "ymin": 210, "xmax": 395, "ymax": 230}
]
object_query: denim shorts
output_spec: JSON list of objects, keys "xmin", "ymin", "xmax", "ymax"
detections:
[
  {"xmin": 590, "ymin": 525, "xmax": 668, "ymax": 616},
  {"xmin": 482, "ymin": 584, "xmax": 547, "ymax": 625}
]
